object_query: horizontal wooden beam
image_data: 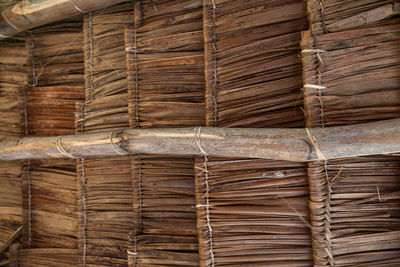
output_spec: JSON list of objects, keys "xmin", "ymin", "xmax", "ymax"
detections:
[
  {"xmin": 0, "ymin": 0, "xmax": 128, "ymax": 40},
  {"xmin": 0, "ymin": 119, "xmax": 399, "ymax": 162}
]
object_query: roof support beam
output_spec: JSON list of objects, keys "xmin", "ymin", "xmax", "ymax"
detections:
[
  {"xmin": 0, "ymin": 0, "xmax": 128, "ymax": 40},
  {"xmin": 0, "ymin": 119, "xmax": 399, "ymax": 162}
]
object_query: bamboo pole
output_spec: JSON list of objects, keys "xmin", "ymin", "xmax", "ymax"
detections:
[
  {"xmin": 0, "ymin": 0, "xmax": 128, "ymax": 40},
  {"xmin": 0, "ymin": 119, "xmax": 399, "ymax": 162}
]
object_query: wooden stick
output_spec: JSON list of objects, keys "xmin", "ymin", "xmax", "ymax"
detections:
[
  {"xmin": 0, "ymin": 119, "xmax": 399, "ymax": 162},
  {"xmin": 0, "ymin": 0, "xmax": 128, "ymax": 40}
]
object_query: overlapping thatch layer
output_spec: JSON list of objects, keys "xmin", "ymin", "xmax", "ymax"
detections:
[
  {"xmin": 195, "ymin": 1, "xmax": 312, "ymax": 266},
  {"xmin": 0, "ymin": 162, "xmax": 22, "ymax": 262},
  {"xmin": 0, "ymin": 41, "xmax": 26, "ymax": 264},
  {"xmin": 0, "ymin": 41, "xmax": 27, "ymax": 139},
  {"xmin": 302, "ymin": 20, "xmax": 400, "ymax": 127},
  {"xmin": 77, "ymin": 3, "xmax": 134, "ymax": 266},
  {"xmin": 203, "ymin": 0, "xmax": 307, "ymax": 127},
  {"xmin": 195, "ymin": 158, "xmax": 311, "ymax": 266},
  {"xmin": 19, "ymin": 18, "xmax": 85, "ymax": 266},
  {"xmin": 126, "ymin": 0, "xmax": 204, "ymax": 265},
  {"xmin": 303, "ymin": 2, "xmax": 400, "ymax": 265},
  {"xmin": 21, "ymin": 159, "xmax": 78, "ymax": 250},
  {"xmin": 307, "ymin": 0, "xmax": 399, "ymax": 35},
  {"xmin": 82, "ymin": 3, "xmax": 132, "ymax": 131},
  {"xmin": 16, "ymin": 248, "xmax": 78, "ymax": 266}
]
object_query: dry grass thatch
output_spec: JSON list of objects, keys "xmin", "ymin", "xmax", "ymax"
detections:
[
  {"xmin": 126, "ymin": 0, "xmax": 205, "ymax": 265},
  {"xmin": 195, "ymin": 1, "xmax": 313, "ymax": 266},
  {"xmin": 76, "ymin": 3, "xmax": 135, "ymax": 266},
  {"xmin": 303, "ymin": 3, "xmax": 400, "ymax": 266}
]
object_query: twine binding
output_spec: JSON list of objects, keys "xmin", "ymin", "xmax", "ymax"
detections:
[
  {"xmin": 70, "ymin": 0, "xmax": 86, "ymax": 13},
  {"xmin": 56, "ymin": 136, "xmax": 87, "ymax": 266},
  {"xmin": 194, "ymin": 127, "xmax": 215, "ymax": 267},
  {"xmin": 87, "ymin": 12, "xmax": 95, "ymax": 101},
  {"xmin": 210, "ymin": 0, "xmax": 219, "ymax": 126},
  {"xmin": 110, "ymin": 130, "xmax": 128, "ymax": 155},
  {"xmin": 305, "ymin": 128, "xmax": 327, "ymax": 161},
  {"xmin": 2, "ymin": 9, "xmax": 19, "ymax": 31}
]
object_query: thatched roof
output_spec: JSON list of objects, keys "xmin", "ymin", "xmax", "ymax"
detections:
[{"xmin": 0, "ymin": 0, "xmax": 399, "ymax": 266}]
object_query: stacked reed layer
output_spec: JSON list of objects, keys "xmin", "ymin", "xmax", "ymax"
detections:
[
  {"xmin": 196, "ymin": 1, "xmax": 312, "ymax": 266},
  {"xmin": 26, "ymin": 18, "xmax": 85, "ymax": 136},
  {"xmin": 0, "ymin": 41, "xmax": 27, "ymax": 264},
  {"xmin": 203, "ymin": 0, "xmax": 307, "ymax": 128},
  {"xmin": 125, "ymin": 0, "xmax": 204, "ymax": 265},
  {"xmin": 18, "ymin": 18, "xmax": 85, "ymax": 266},
  {"xmin": 82, "ymin": 3, "xmax": 132, "ymax": 131},
  {"xmin": 77, "ymin": 3, "xmax": 134, "ymax": 266},
  {"xmin": 303, "ymin": 1, "xmax": 400, "ymax": 265}
]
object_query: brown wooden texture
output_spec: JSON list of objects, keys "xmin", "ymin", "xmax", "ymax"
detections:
[
  {"xmin": 78, "ymin": 3, "xmax": 134, "ymax": 266},
  {"xmin": 303, "ymin": 4, "xmax": 400, "ymax": 266},
  {"xmin": 21, "ymin": 159, "xmax": 78, "ymax": 250},
  {"xmin": 0, "ymin": 0, "xmax": 129, "ymax": 40},
  {"xmin": 20, "ymin": 18, "xmax": 85, "ymax": 266},
  {"xmin": 196, "ymin": 1, "xmax": 312, "ymax": 266},
  {"xmin": 0, "ymin": 40, "xmax": 26, "ymax": 263},
  {"xmin": 126, "ymin": 0, "xmax": 204, "ymax": 265},
  {"xmin": 307, "ymin": 0, "xmax": 399, "ymax": 35},
  {"xmin": 203, "ymin": 0, "xmax": 307, "ymax": 127},
  {"xmin": 14, "ymin": 248, "xmax": 79, "ymax": 267}
]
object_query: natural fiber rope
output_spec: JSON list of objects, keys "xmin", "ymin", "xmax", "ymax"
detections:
[
  {"xmin": 305, "ymin": 128, "xmax": 327, "ymax": 161},
  {"xmin": 194, "ymin": 126, "xmax": 215, "ymax": 267},
  {"xmin": 27, "ymin": 159, "xmax": 32, "ymax": 248},
  {"xmin": 319, "ymin": 0, "xmax": 329, "ymax": 33},
  {"xmin": 1, "ymin": 9, "xmax": 19, "ymax": 31},
  {"xmin": 56, "ymin": 136, "xmax": 87, "ymax": 265},
  {"xmin": 110, "ymin": 130, "xmax": 128, "ymax": 155},
  {"xmin": 311, "ymin": 34, "xmax": 326, "ymax": 128},
  {"xmin": 70, "ymin": 0, "xmax": 86, "ymax": 13},
  {"xmin": 87, "ymin": 12, "xmax": 95, "ymax": 101},
  {"xmin": 129, "ymin": 234, "xmax": 139, "ymax": 266},
  {"xmin": 133, "ymin": 26, "xmax": 140, "ymax": 127},
  {"xmin": 210, "ymin": 0, "xmax": 219, "ymax": 126}
]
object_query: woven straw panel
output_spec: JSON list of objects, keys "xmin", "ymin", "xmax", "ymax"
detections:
[
  {"xmin": 125, "ymin": 0, "xmax": 205, "ymax": 265},
  {"xmin": 77, "ymin": 3, "xmax": 134, "ymax": 266},
  {"xmin": 0, "ymin": 41, "xmax": 26, "ymax": 263},
  {"xmin": 195, "ymin": 1, "xmax": 312, "ymax": 266},
  {"xmin": 303, "ymin": 2, "xmax": 400, "ymax": 266}
]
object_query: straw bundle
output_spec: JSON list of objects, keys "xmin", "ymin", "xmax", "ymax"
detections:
[
  {"xmin": 195, "ymin": 1, "xmax": 313, "ymax": 266},
  {"xmin": 307, "ymin": 0, "xmax": 399, "ymax": 35},
  {"xmin": 21, "ymin": 159, "xmax": 78, "ymax": 251},
  {"xmin": 17, "ymin": 18, "xmax": 85, "ymax": 266},
  {"xmin": 126, "ymin": 0, "xmax": 205, "ymax": 128},
  {"xmin": 195, "ymin": 158, "xmax": 312, "ymax": 266},
  {"xmin": 0, "ymin": 161, "xmax": 22, "ymax": 255},
  {"xmin": 301, "ymin": 20, "xmax": 400, "ymax": 127},
  {"xmin": 203, "ymin": 0, "xmax": 307, "ymax": 127},
  {"xmin": 125, "ymin": 0, "xmax": 205, "ymax": 265},
  {"xmin": 16, "ymin": 248, "xmax": 78, "ymax": 266},
  {"xmin": 75, "ymin": 156, "xmax": 134, "ymax": 267},
  {"xmin": 308, "ymin": 156, "xmax": 400, "ymax": 266},
  {"xmin": 25, "ymin": 18, "xmax": 85, "ymax": 136},
  {"xmin": 0, "ymin": 41, "xmax": 27, "ymax": 139},
  {"xmin": 81, "ymin": 3, "xmax": 133, "ymax": 132},
  {"xmin": 0, "ymin": 40, "xmax": 26, "ymax": 263},
  {"xmin": 77, "ymin": 3, "xmax": 135, "ymax": 266},
  {"xmin": 28, "ymin": 18, "xmax": 84, "ymax": 87},
  {"xmin": 303, "ymin": 5, "xmax": 400, "ymax": 266}
]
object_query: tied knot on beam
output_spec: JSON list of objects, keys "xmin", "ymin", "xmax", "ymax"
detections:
[{"xmin": 305, "ymin": 128, "xmax": 327, "ymax": 161}]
